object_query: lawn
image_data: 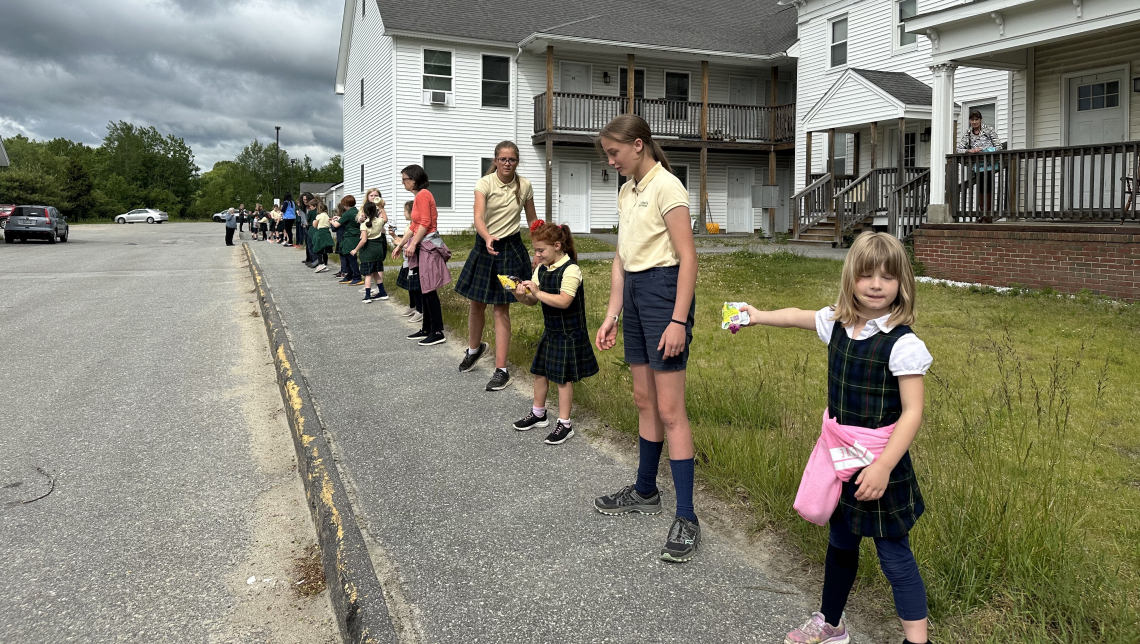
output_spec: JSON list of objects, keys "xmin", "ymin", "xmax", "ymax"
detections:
[
  {"xmin": 440, "ymin": 229, "xmax": 614, "ymax": 263},
  {"xmin": 390, "ymin": 251, "xmax": 1140, "ymax": 643}
]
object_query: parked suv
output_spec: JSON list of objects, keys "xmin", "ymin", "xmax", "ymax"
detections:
[
  {"xmin": 0, "ymin": 205, "xmax": 13, "ymax": 229},
  {"xmin": 4, "ymin": 205, "xmax": 69, "ymax": 243}
]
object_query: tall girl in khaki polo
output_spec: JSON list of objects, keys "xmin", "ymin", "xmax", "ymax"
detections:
[
  {"xmin": 592, "ymin": 114, "xmax": 702, "ymax": 563},
  {"xmin": 453, "ymin": 141, "xmax": 539, "ymax": 392}
]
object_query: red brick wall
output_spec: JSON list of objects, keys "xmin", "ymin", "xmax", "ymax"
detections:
[{"xmin": 913, "ymin": 224, "xmax": 1140, "ymax": 301}]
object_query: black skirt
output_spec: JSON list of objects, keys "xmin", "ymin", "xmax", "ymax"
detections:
[{"xmin": 453, "ymin": 232, "xmax": 532, "ymax": 305}]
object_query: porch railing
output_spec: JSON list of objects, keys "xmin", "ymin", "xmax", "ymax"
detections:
[
  {"xmin": 946, "ymin": 141, "xmax": 1140, "ymax": 222},
  {"xmin": 534, "ymin": 93, "xmax": 795, "ymax": 143},
  {"xmin": 889, "ymin": 170, "xmax": 931, "ymax": 240},
  {"xmin": 793, "ymin": 172, "xmax": 834, "ymax": 239}
]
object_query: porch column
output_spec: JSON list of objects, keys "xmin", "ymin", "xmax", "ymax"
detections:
[
  {"xmin": 828, "ymin": 128, "xmax": 838, "ymax": 244},
  {"xmin": 768, "ymin": 65, "xmax": 779, "ymax": 236},
  {"xmin": 870, "ymin": 122, "xmax": 878, "ymax": 170},
  {"xmin": 546, "ymin": 45, "xmax": 554, "ymax": 220},
  {"xmin": 896, "ymin": 117, "xmax": 906, "ymax": 190},
  {"xmin": 927, "ymin": 63, "xmax": 957, "ymax": 222},
  {"xmin": 804, "ymin": 131, "xmax": 813, "ymax": 187},
  {"xmin": 700, "ymin": 60, "xmax": 709, "ymax": 231},
  {"xmin": 627, "ymin": 54, "xmax": 636, "ymax": 115}
]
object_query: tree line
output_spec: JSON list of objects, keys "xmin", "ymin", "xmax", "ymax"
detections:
[{"xmin": 0, "ymin": 121, "xmax": 342, "ymax": 220}]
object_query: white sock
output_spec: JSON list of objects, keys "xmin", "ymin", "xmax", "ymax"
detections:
[
  {"xmin": 467, "ymin": 346, "xmax": 480, "ymax": 355},
  {"xmin": 532, "ymin": 406, "xmax": 546, "ymax": 417},
  {"xmin": 558, "ymin": 418, "xmax": 571, "ymax": 427}
]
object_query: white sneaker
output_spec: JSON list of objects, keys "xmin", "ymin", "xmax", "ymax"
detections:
[{"xmin": 314, "ymin": 265, "xmax": 328, "ymax": 273}]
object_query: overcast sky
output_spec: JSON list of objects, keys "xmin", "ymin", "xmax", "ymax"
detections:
[{"xmin": 0, "ymin": 0, "xmax": 344, "ymax": 171}]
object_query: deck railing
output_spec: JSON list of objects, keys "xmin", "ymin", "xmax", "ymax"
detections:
[
  {"xmin": 793, "ymin": 173, "xmax": 834, "ymax": 239},
  {"xmin": 946, "ymin": 141, "xmax": 1140, "ymax": 222},
  {"xmin": 889, "ymin": 170, "xmax": 931, "ymax": 240},
  {"xmin": 534, "ymin": 93, "xmax": 795, "ymax": 143}
]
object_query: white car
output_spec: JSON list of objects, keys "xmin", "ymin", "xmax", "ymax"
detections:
[{"xmin": 116, "ymin": 208, "xmax": 168, "ymax": 224}]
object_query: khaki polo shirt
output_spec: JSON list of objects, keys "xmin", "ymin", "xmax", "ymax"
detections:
[
  {"xmin": 476, "ymin": 172, "xmax": 534, "ymax": 240},
  {"xmin": 531, "ymin": 253, "xmax": 583, "ymax": 296},
  {"xmin": 617, "ymin": 163, "xmax": 690, "ymax": 272}
]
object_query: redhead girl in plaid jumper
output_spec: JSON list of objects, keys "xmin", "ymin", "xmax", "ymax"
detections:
[{"xmin": 738, "ymin": 233, "xmax": 933, "ymax": 644}]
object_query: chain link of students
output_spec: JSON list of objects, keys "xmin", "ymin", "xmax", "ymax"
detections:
[{"xmin": 251, "ymin": 113, "xmax": 937, "ymax": 644}]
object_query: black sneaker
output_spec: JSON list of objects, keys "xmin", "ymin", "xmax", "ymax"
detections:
[
  {"xmin": 459, "ymin": 342, "xmax": 488, "ymax": 372},
  {"xmin": 660, "ymin": 516, "xmax": 701, "ymax": 563},
  {"xmin": 594, "ymin": 485, "xmax": 662, "ymax": 516},
  {"xmin": 485, "ymin": 369, "xmax": 510, "ymax": 391},
  {"xmin": 418, "ymin": 332, "xmax": 446, "ymax": 346},
  {"xmin": 544, "ymin": 421, "xmax": 574, "ymax": 445},
  {"xmin": 406, "ymin": 330, "xmax": 428, "ymax": 341},
  {"xmin": 512, "ymin": 410, "xmax": 549, "ymax": 431}
]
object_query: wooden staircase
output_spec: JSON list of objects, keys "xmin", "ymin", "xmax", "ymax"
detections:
[{"xmin": 790, "ymin": 167, "xmax": 929, "ymax": 247}]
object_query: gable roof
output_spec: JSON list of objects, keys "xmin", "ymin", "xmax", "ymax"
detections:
[{"xmin": 849, "ymin": 69, "xmax": 934, "ymax": 106}]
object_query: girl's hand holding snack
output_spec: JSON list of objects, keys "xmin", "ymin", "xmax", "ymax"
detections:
[{"xmin": 519, "ymin": 280, "xmax": 538, "ymax": 294}]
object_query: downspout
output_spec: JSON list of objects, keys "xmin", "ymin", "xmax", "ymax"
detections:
[{"xmin": 513, "ymin": 44, "xmax": 522, "ymax": 147}]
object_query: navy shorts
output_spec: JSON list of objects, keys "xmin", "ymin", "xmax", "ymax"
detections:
[{"xmin": 622, "ymin": 266, "xmax": 695, "ymax": 371}]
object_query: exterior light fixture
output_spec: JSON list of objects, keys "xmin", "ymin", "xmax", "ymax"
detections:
[
  {"xmin": 603, "ymin": 71, "xmax": 611, "ymax": 84},
  {"xmin": 920, "ymin": 127, "xmax": 931, "ymax": 143}
]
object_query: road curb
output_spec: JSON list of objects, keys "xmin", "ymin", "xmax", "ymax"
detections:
[{"xmin": 244, "ymin": 244, "xmax": 397, "ymax": 644}]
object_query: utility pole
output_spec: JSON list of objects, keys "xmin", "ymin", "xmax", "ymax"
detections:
[{"xmin": 274, "ymin": 126, "xmax": 281, "ymax": 203}]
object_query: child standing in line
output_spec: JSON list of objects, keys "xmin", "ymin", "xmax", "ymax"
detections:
[
  {"xmin": 510, "ymin": 221, "xmax": 598, "ymax": 445},
  {"xmin": 258, "ymin": 209, "xmax": 269, "ymax": 241},
  {"xmin": 310, "ymin": 200, "xmax": 334, "ymax": 273},
  {"xmin": 391, "ymin": 201, "xmax": 423, "ymax": 323},
  {"xmin": 592, "ymin": 114, "xmax": 700, "ymax": 564},
  {"xmin": 738, "ymin": 232, "xmax": 932, "ymax": 644},
  {"xmin": 352, "ymin": 201, "xmax": 389, "ymax": 302},
  {"xmin": 331, "ymin": 196, "xmax": 362, "ymax": 286}
]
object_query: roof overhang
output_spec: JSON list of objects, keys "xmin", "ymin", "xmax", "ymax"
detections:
[
  {"xmin": 518, "ymin": 32, "xmax": 790, "ymax": 68},
  {"xmin": 906, "ymin": 0, "xmax": 1140, "ymax": 68},
  {"xmin": 803, "ymin": 69, "xmax": 941, "ymax": 131},
  {"xmin": 384, "ymin": 29, "xmax": 516, "ymax": 49},
  {"xmin": 334, "ymin": 0, "xmax": 359, "ymax": 94}
]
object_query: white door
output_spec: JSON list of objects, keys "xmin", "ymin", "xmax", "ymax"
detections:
[
  {"xmin": 729, "ymin": 77, "xmax": 757, "ymax": 139},
  {"xmin": 559, "ymin": 162, "xmax": 590, "ymax": 233},
  {"xmin": 559, "ymin": 62, "xmax": 591, "ymax": 130},
  {"xmin": 1067, "ymin": 70, "xmax": 1127, "ymax": 209},
  {"xmin": 727, "ymin": 167, "xmax": 754, "ymax": 233}
]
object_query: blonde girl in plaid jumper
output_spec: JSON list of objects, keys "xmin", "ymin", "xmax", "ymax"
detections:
[{"xmin": 738, "ymin": 233, "xmax": 933, "ymax": 644}]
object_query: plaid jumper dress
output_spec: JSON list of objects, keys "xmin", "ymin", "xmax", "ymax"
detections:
[
  {"xmin": 828, "ymin": 320, "xmax": 925, "ymax": 538},
  {"xmin": 530, "ymin": 261, "xmax": 599, "ymax": 385}
]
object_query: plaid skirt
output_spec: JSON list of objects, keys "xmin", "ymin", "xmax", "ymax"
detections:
[
  {"xmin": 360, "ymin": 260, "xmax": 384, "ymax": 274},
  {"xmin": 454, "ymin": 232, "xmax": 532, "ymax": 305},
  {"xmin": 395, "ymin": 266, "xmax": 421, "ymax": 291},
  {"xmin": 834, "ymin": 450, "xmax": 924, "ymax": 538},
  {"xmin": 530, "ymin": 328, "xmax": 600, "ymax": 385}
]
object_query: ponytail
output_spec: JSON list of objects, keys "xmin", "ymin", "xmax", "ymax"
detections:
[
  {"xmin": 530, "ymin": 220, "xmax": 577, "ymax": 263},
  {"xmin": 595, "ymin": 114, "xmax": 672, "ymax": 173},
  {"xmin": 362, "ymin": 201, "xmax": 378, "ymax": 228}
]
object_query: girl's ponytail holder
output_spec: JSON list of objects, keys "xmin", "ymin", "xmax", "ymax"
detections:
[{"xmin": 529, "ymin": 219, "xmax": 545, "ymax": 233}]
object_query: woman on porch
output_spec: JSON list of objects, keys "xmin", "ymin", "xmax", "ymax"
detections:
[
  {"xmin": 454, "ymin": 141, "xmax": 539, "ymax": 392},
  {"xmin": 957, "ymin": 109, "xmax": 1004, "ymax": 221}
]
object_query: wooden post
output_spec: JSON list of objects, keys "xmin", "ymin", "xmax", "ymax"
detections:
[
  {"xmin": 805, "ymin": 131, "xmax": 813, "ymax": 188},
  {"xmin": 897, "ymin": 117, "xmax": 906, "ymax": 188},
  {"xmin": 828, "ymin": 128, "xmax": 838, "ymax": 244},
  {"xmin": 870, "ymin": 121, "xmax": 879, "ymax": 170},
  {"xmin": 853, "ymin": 131, "xmax": 861, "ymax": 176},
  {"xmin": 768, "ymin": 65, "xmax": 779, "ymax": 236},
  {"xmin": 627, "ymin": 54, "xmax": 636, "ymax": 115},
  {"xmin": 546, "ymin": 46, "xmax": 554, "ymax": 221},
  {"xmin": 700, "ymin": 60, "xmax": 709, "ymax": 231}
]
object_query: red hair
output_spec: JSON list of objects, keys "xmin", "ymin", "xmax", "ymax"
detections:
[{"xmin": 531, "ymin": 221, "xmax": 577, "ymax": 263}]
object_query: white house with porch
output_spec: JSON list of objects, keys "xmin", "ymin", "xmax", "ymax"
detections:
[
  {"xmin": 784, "ymin": 0, "xmax": 1012, "ymax": 244},
  {"xmin": 334, "ymin": 0, "xmax": 801, "ymax": 235}
]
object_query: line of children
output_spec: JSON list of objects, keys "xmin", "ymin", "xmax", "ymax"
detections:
[{"xmin": 509, "ymin": 220, "xmax": 598, "ymax": 445}]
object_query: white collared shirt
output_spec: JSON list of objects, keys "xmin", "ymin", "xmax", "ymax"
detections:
[{"xmin": 814, "ymin": 307, "xmax": 933, "ymax": 376}]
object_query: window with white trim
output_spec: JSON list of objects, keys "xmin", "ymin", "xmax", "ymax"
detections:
[
  {"xmin": 423, "ymin": 50, "xmax": 452, "ymax": 92},
  {"xmin": 830, "ymin": 17, "xmax": 848, "ymax": 68},
  {"xmin": 833, "ymin": 133, "xmax": 848, "ymax": 176},
  {"xmin": 895, "ymin": 0, "xmax": 917, "ymax": 48},
  {"xmin": 423, "ymin": 156, "xmax": 453, "ymax": 208},
  {"xmin": 664, "ymin": 72, "xmax": 690, "ymax": 120},
  {"xmin": 482, "ymin": 55, "xmax": 510, "ymax": 108}
]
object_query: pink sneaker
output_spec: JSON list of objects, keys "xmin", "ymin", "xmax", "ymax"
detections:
[{"xmin": 784, "ymin": 612, "xmax": 849, "ymax": 644}]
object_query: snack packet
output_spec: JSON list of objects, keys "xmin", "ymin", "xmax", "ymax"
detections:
[
  {"xmin": 721, "ymin": 302, "xmax": 750, "ymax": 334},
  {"xmin": 498, "ymin": 275, "xmax": 522, "ymax": 290}
]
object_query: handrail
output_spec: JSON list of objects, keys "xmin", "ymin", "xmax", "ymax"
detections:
[
  {"xmin": 889, "ymin": 170, "xmax": 931, "ymax": 240},
  {"xmin": 793, "ymin": 172, "xmax": 834, "ymax": 240},
  {"xmin": 792, "ymin": 172, "xmax": 833, "ymax": 200}
]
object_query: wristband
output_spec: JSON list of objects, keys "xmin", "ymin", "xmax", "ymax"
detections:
[
  {"xmin": 670, "ymin": 318, "xmax": 687, "ymax": 327},
  {"xmin": 608, "ymin": 314, "xmax": 620, "ymax": 322}
]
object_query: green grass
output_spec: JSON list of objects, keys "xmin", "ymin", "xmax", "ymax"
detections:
[
  {"xmin": 391, "ymin": 251, "xmax": 1140, "ymax": 643},
  {"xmin": 441, "ymin": 229, "xmax": 614, "ymax": 263}
]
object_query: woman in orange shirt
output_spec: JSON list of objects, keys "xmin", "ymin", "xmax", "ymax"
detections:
[{"xmin": 401, "ymin": 164, "xmax": 452, "ymax": 346}]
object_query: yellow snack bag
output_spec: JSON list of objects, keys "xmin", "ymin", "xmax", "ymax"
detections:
[{"xmin": 498, "ymin": 275, "xmax": 520, "ymax": 290}]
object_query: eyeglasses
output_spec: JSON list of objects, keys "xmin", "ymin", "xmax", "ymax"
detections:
[
  {"xmin": 496, "ymin": 158, "xmax": 519, "ymax": 164},
  {"xmin": 401, "ymin": 177, "xmax": 413, "ymax": 182}
]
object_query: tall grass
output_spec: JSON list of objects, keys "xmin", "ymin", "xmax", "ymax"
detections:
[{"xmin": 390, "ymin": 251, "xmax": 1140, "ymax": 642}]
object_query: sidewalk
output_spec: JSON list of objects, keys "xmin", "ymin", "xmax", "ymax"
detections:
[{"xmin": 246, "ymin": 237, "xmax": 832, "ymax": 644}]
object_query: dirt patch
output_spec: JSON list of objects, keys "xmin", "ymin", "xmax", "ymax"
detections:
[{"xmin": 291, "ymin": 545, "xmax": 327, "ymax": 598}]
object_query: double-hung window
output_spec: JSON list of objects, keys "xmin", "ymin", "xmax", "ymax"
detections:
[
  {"xmin": 896, "ymin": 0, "xmax": 917, "ymax": 49},
  {"xmin": 423, "ymin": 156, "xmax": 453, "ymax": 209},
  {"xmin": 830, "ymin": 17, "xmax": 848, "ymax": 68},
  {"xmin": 482, "ymin": 55, "xmax": 511, "ymax": 108},
  {"xmin": 423, "ymin": 49, "xmax": 453, "ymax": 92}
]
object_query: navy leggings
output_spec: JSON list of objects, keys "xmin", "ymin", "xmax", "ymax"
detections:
[{"xmin": 824, "ymin": 510, "xmax": 928, "ymax": 622}]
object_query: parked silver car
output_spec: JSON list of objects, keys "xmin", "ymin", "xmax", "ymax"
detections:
[
  {"xmin": 4, "ymin": 205, "xmax": 69, "ymax": 243},
  {"xmin": 115, "ymin": 208, "xmax": 168, "ymax": 224}
]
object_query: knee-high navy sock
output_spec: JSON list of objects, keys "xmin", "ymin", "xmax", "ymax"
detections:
[
  {"xmin": 634, "ymin": 438, "xmax": 664, "ymax": 496},
  {"xmin": 820, "ymin": 543, "xmax": 860, "ymax": 627},
  {"xmin": 670, "ymin": 458, "xmax": 697, "ymax": 521}
]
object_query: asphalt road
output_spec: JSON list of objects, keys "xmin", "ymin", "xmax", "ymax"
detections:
[
  {"xmin": 248, "ymin": 236, "xmax": 844, "ymax": 644},
  {"xmin": 0, "ymin": 223, "xmax": 336, "ymax": 643}
]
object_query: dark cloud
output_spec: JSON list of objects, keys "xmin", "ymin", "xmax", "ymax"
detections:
[{"xmin": 0, "ymin": 0, "xmax": 344, "ymax": 170}]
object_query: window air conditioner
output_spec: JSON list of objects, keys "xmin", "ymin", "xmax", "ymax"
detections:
[{"xmin": 430, "ymin": 91, "xmax": 447, "ymax": 105}]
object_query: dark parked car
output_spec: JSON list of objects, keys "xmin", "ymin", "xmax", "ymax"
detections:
[
  {"xmin": 4, "ymin": 205, "xmax": 69, "ymax": 243},
  {"xmin": 0, "ymin": 204, "xmax": 13, "ymax": 229}
]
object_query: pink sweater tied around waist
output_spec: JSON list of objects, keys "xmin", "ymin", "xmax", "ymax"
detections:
[{"xmin": 793, "ymin": 409, "xmax": 897, "ymax": 526}]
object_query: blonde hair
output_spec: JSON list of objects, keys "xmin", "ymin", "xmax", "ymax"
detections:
[
  {"xmin": 486, "ymin": 141, "xmax": 523, "ymax": 205},
  {"xmin": 832, "ymin": 232, "xmax": 916, "ymax": 328},
  {"xmin": 595, "ymin": 114, "xmax": 672, "ymax": 173},
  {"xmin": 365, "ymin": 187, "xmax": 385, "ymax": 208},
  {"xmin": 403, "ymin": 200, "xmax": 413, "ymax": 221}
]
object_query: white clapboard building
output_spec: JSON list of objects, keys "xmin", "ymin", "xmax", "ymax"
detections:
[{"xmin": 334, "ymin": 0, "xmax": 801, "ymax": 234}]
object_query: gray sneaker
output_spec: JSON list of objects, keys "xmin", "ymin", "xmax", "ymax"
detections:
[
  {"xmin": 660, "ymin": 516, "xmax": 701, "ymax": 562},
  {"xmin": 593, "ymin": 485, "xmax": 662, "ymax": 516}
]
